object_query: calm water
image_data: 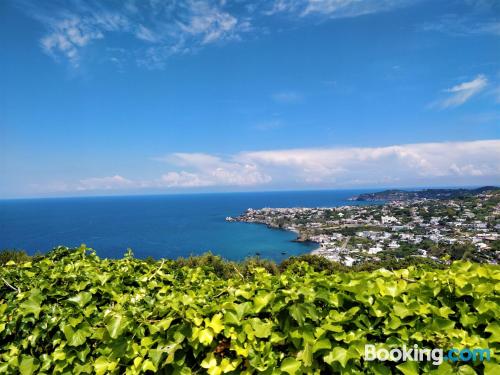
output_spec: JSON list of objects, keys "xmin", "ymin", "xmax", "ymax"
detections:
[{"xmin": 0, "ymin": 190, "xmax": 375, "ymax": 262}]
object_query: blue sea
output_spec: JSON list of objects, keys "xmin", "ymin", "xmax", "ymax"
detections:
[{"xmin": 0, "ymin": 190, "xmax": 376, "ymax": 262}]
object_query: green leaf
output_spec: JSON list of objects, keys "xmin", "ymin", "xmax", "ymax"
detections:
[
  {"xmin": 429, "ymin": 362, "xmax": 453, "ymax": 375},
  {"xmin": 431, "ymin": 318, "xmax": 455, "ymax": 331},
  {"xmin": 457, "ymin": 365, "xmax": 477, "ymax": 375},
  {"xmin": 224, "ymin": 310, "xmax": 240, "ymax": 326},
  {"xmin": 61, "ymin": 323, "xmax": 91, "ymax": 346},
  {"xmin": 324, "ymin": 347, "xmax": 350, "ymax": 368},
  {"xmin": 199, "ymin": 328, "xmax": 214, "ymax": 345},
  {"xmin": 253, "ymin": 292, "xmax": 273, "ymax": 312},
  {"xmin": 105, "ymin": 313, "xmax": 128, "ymax": 339},
  {"xmin": 19, "ymin": 356, "xmax": 39, "ymax": 375},
  {"xmin": 93, "ymin": 356, "xmax": 117, "ymax": 375},
  {"xmin": 280, "ymin": 357, "xmax": 301, "ymax": 375},
  {"xmin": 68, "ymin": 292, "xmax": 92, "ymax": 308},
  {"xmin": 141, "ymin": 359, "xmax": 157, "ymax": 372},
  {"xmin": 312, "ymin": 338, "xmax": 331, "ymax": 353},
  {"xmin": 289, "ymin": 304, "xmax": 307, "ymax": 326},
  {"xmin": 250, "ymin": 318, "xmax": 273, "ymax": 338},
  {"xmin": 207, "ymin": 313, "xmax": 224, "ymax": 334},
  {"xmin": 484, "ymin": 362, "xmax": 500, "ymax": 375},
  {"xmin": 201, "ymin": 353, "xmax": 218, "ymax": 370},
  {"xmin": 372, "ymin": 363, "xmax": 391, "ymax": 375},
  {"xmin": 396, "ymin": 361, "xmax": 419, "ymax": 375},
  {"xmin": 298, "ymin": 343, "xmax": 313, "ymax": 367},
  {"xmin": 19, "ymin": 288, "xmax": 44, "ymax": 318},
  {"xmin": 485, "ymin": 322, "xmax": 500, "ymax": 342}
]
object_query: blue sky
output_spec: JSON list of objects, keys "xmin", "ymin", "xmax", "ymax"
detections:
[{"xmin": 0, "ymin": 0, "xmax": 499, "ymax": 198}]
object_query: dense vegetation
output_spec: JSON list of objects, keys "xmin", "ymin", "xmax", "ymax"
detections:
[{"xmin": 0, "ymin": 246, "xmax": 498, "ymax": 374}]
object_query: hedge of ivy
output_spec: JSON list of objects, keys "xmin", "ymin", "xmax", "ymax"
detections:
[{"xmin": 0, "ymin": 246, "xmax": 498, "ymax": 374}]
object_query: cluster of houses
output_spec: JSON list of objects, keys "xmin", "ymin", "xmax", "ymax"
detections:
[{"xmin": 228, "ymin": 191, "xmax": 500, "ymax": 266}]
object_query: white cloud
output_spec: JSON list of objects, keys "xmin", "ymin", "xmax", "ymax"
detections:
[
  {"xmin": 179, "ymin": 1, "xmax": 239, "ymax": 45},
  {"xmin": 39, "ymin": 11, "xmax": 129, "ymax": 67},
  {"xmin": 22, "ymin": 0, "xmax": 420, "ymax": 69},
  {"xmin": 272, "ymin": 91, "xmax": 303, "ymax": 103},
  {"xmin": 49, "ymin": 139, "xmax": 500, "ymax": 194},
  {"xmin": 432, "ymin": 75, "xmax": 488, "ymax": 109},
  {"xmin": 135, "ymin": 24, "xmax": 159, "ymax": 43},
  {"xmin": 76, "ymin": 175, "xmax": 134, "ymax": 191},
  {"xmin": 160, "ymin": 171, "xmax": 211, "ymax": 187},
  {"xmin": 25, "ymin": 0, "xmax": 249, "ymax": 69},
  {"xmin": 156, "ymin": 152, "xmax": 272, "ymax": 187},
  {"xmin": 266, "ymin": 0, "xmax": 415, "ymax": 18},
  {"xmin": 254, "ymin": 119, "xmax": 284, "ymax": 131},
  {"xmin": 420, "ymin": 14, "xmax": 500, "ymax": 37},
  {"xmin": 238, "ymin": 140, "xmax": 500, "ymax": 186}
]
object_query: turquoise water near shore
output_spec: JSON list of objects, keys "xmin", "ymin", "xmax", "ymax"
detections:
[{"xmin": 0, "ymin": 190, "xmax": 376, "ymax": 262}]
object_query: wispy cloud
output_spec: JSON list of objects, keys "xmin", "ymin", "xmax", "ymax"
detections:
[
  {"xmin": 18, "ymin": 0, "xmax": 422, "ymax": 69},
  {"xmin": 48, "ymin": 140, "xmax": 500, "ymax": 193},
  {"xmin": 135, "ymin": 24, "xmax": 159, "ymax": 43},
  {"xmin": 76, "ymin": 175, "xmax": 134, "ymax": 191},
  {"xmin": 431, "ymin": 75, "xmax": 488, "ymax": 109},
  {"xmin": 254, "ymin": 119, "xmax": 285, "ymax": 131},
  {"xmin": 419, "ymin": 14, "xmax": 500, "ymax": 37},
  {"xmin": 265, "ymin": 0, "xmax": 417, "ymax": 18},
  {"xmin": 20, "ymin": 0, "xmax": 250, "ymax": 69},
  {"xmin": 272, "ymin": 90, "xmax": 303, "ymax": 104},
  {"xmin": 40, "ymin": 12, "xmax": 129, "ymax": 67}
]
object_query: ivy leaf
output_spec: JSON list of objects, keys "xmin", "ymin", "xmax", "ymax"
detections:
[
  {"xmin": 324, "ymin": 347, "xmax": 350, "ymax": 368},
  {"xmin": 105, "ymin": 313, "xmax": 128, "ymax": 339},
  {"xmin": 372, "ymin": 363, "xmax": 391, "ymax": 375},
  {"xmin": 485, "ymin": 322, "xmax": 500, "ymax": 342},
  {"xmin": 253, "ymin": 292, "xmax": 273, "ymax": 313},
  {"xmin": 298, "ymin": 343, "xmax": 313, "ymax": 367},
  {"xmin": 280, "ymin": 357, "xmax": 301, "ymax": 375},
  {"xmin": 396, "ymin": 361, "xmax": 419, "ymax": 375},
  {"xmin": 312, "ymin": 338, "xmax": 331, "ymax": 353},
  {"xmin": 484, "ymin": 362, "xmax": 500, "ymax": 375},
  {"xmin": 19, "ymin": 355, "xmax": 39, "ymax": 375},
  {"xmin": 61, "ymin": 323, "xmax": 91, "ymax": 347},
  {"xmin": 207, "ymin": 313, "xmax": 224, "ymax": 334},
  {"xmin": 93, "ymin": 356, "xmax": 117, "ymax": 375},
  {"xmin": 429, "ymin": 362, "xmax": 453, "ymax": 375},
  {"xmin": 19, "ymin": 288, "xmax": 44, "ymax": 318},
  {"xmin": 68, "ymin": 292, "xmax": 92, "ymax": 308},
  {"xmin": 199, "ymin": 328, "xmax": 214, "ymax": 346},
  {"xmin": 224, "ymin": 310, "xmax": 240, "ymax": 326},
  {"xmin": 289, "ymin": 304, "xmax": 307, "ymax": 326},
  {"xmin": 201, "ymin": 352, "xmax": 217, "ymax": 369},
  {"xmin": 431, "ymin": 318, "xmax": 455, "ymax": 331},
  {"xmin": 457, "ymin": 365, "xmax": 477, "ymax": 375},
  {"xmin": 250, "ymin": 318, "xmax": 273, "ymax": 338}
]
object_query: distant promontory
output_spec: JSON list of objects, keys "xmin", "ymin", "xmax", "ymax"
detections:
[{"xmin": 349, "ymin": 186, "xmax": 500, "ymax": 201}]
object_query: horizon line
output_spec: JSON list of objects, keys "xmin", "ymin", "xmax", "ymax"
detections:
[{"xmin": 1, "ymin": 183, "xmax": 498, "ymax": 202}]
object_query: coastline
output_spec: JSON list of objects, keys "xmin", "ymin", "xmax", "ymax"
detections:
[
  {"xmin": 226, "ymin": 213, "xmax": 322, "ymax": 254},
  {"xmin": 225, "ymin": 187, "xmax": 500, "ymax": 266}
]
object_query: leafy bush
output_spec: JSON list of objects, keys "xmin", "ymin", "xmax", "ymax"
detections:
[
  {"xmin": 0, "ymin": 246, "xmax": 498, "ymax": 374},
  {"xmin": 279, "ymin": 254, "xmax": 348, "ymax": 274},
  {"xmin": 0, "ymin": 249, "xmax": 31, "ymax": 265}
]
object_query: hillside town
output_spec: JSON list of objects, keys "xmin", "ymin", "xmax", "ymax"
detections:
[{"xmin": 227, "ymin": 189, "xmax": 500, "ymax": 266}]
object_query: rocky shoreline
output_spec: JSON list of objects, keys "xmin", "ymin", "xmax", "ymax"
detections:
[{"xmin": 226, "ymin": 212, "xmax": 321, "ymax": 249}]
